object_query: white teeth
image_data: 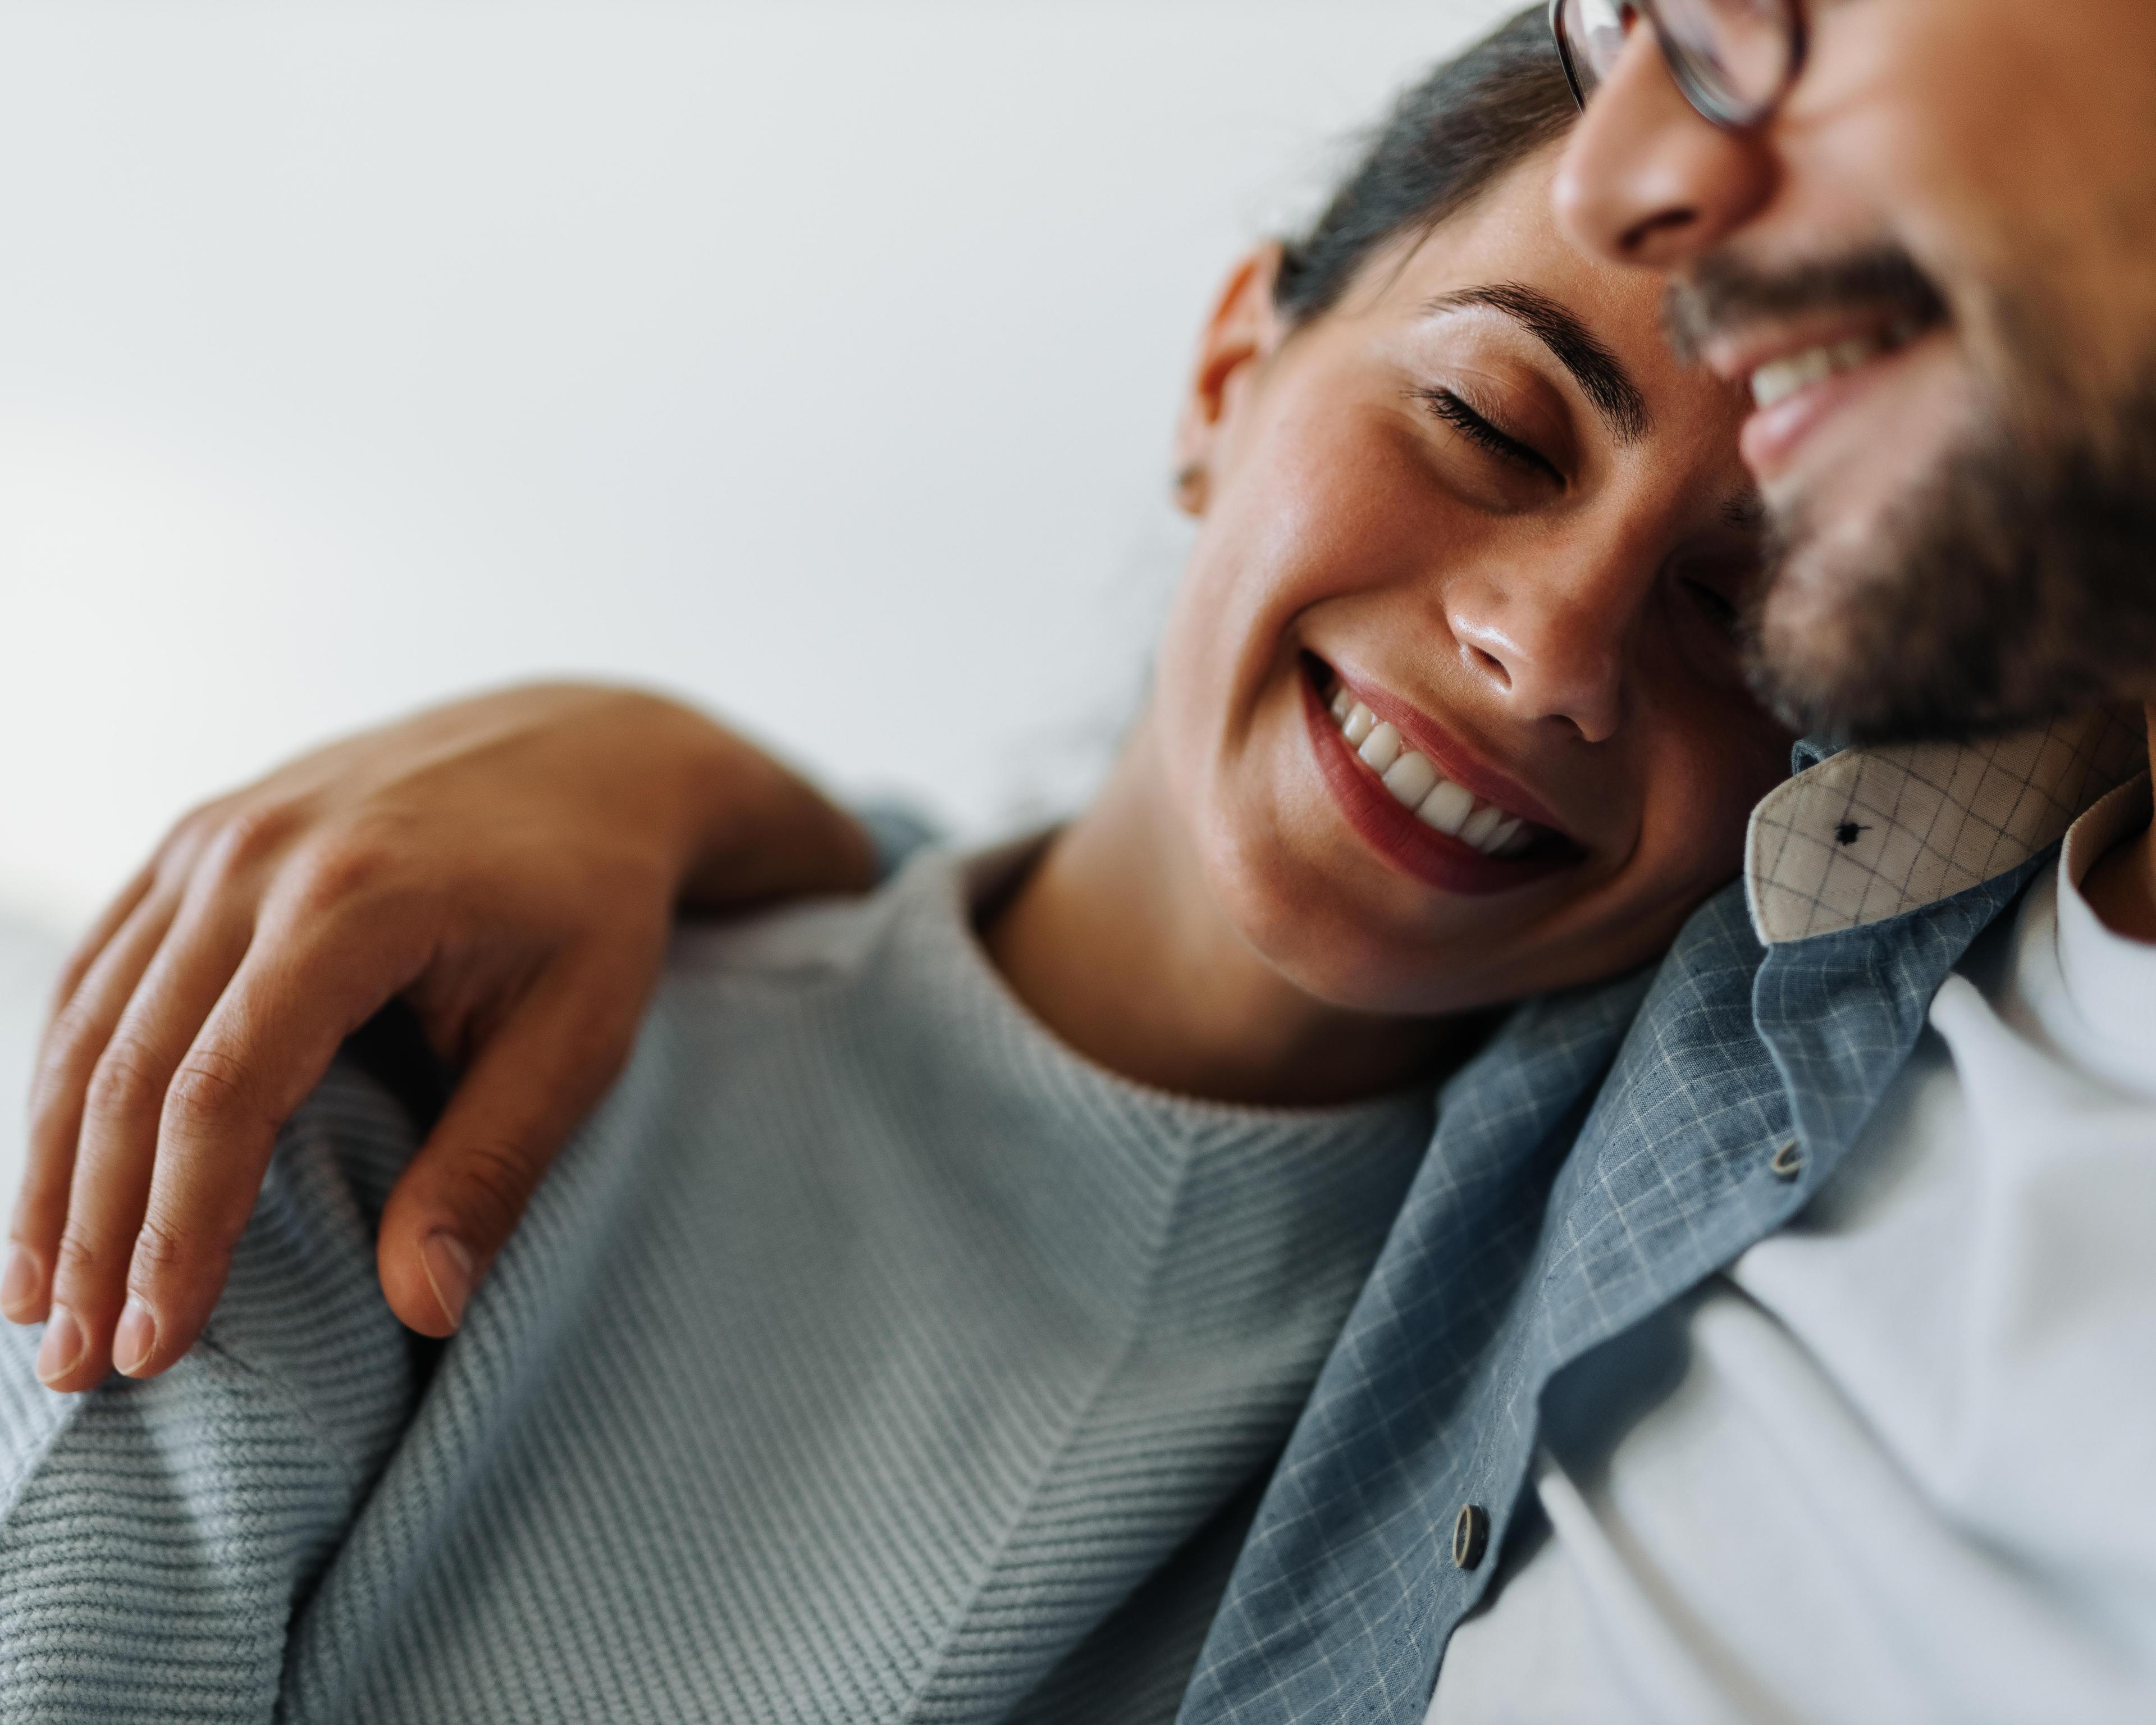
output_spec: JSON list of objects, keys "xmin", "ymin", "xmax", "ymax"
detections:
[
  {"xmin": 1357, "ymin": 722, "xmax": 1404, "ymax": 775},
  {"xmin": 1751, "ymin": 360, "xmax": 1802, "ymax": 409},
  {"xmin": 1416, "ymin": 778, "xmax": 1476, "ymax": 837},
  {"xmin": 1380, "ymin": 752, "xmax": 1438, "ymax": 807},
  {"xmin": 1322, "ymin": 679, "xmax": 1546, "ymax": 859},
  {"xmin": 1748, "ymin": 331, "xmax": 1892, "ymax": 410},
  {"xmin": 1459, "ymin": 804, "xmax": 1506, "ymax": 850}
]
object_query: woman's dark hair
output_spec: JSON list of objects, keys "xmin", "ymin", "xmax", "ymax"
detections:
[{"xmin": 1275, "ymin": 7, "xmax": 1577, "ymax": 325}]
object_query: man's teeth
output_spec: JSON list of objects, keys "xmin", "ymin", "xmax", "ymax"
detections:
[
  {"xmin": 1748, "ymin": 326, "xmax": 1907, "ymax": 410},
  {"xmin": 1326, "ymin": 690, "xmax": 1534, "ymax": 859}
]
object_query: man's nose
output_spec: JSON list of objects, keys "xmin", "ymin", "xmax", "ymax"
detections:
[
  {"xmin": 1552, "ymin": 25, "xmax": 1776, "ymax": 269},
  {"xmin": 1446, "ymin": 572, "xmax": 1629, "ymax": 747}
]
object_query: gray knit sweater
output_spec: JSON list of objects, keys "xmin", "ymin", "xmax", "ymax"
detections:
[{"xmin": 0, "ymin": 843, "xmax": 1432, "ymax": 1723}]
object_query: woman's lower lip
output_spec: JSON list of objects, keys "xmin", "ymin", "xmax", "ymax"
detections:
[{"xmin": 1299, "ymin": 675, "xmax": 1574, "ymax": 898}]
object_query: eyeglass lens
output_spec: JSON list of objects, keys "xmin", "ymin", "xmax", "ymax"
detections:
[{"xmin": 1560, "ymin": 0, "xmax": 1792, "ymax": 120}]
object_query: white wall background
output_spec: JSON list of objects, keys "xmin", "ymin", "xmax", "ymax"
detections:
[{"xmin": 0, "ymin": 0, "xmax": 1523, "ymax": 939}]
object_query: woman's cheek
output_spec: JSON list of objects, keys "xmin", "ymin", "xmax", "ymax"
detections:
[{"xmin": 1634, "ymin": 719, "xmax": 1776, "ymax": 914}]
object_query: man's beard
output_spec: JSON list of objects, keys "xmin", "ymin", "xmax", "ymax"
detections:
[
  {"xmin": 1755, "ymin": 380, "xmax": 2156, "ymax": 744},
  {"xmin": 1669, "ymin": 248, "xmax": 2156, "ymax": 746}
]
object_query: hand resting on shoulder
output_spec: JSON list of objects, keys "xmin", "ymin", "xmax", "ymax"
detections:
[{"xmin": 5, "ymin": 682, "xmax": 878, "ymax": 1390}]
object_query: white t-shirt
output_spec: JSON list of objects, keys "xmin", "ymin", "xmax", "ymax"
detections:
[{"xmin": 1431, "ymin": 774, "xmax": 2156, "ymax": 1725}]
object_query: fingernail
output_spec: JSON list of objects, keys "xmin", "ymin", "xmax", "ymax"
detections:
[
  {"xmin": 0, "ymin": 1247, "xmax": 43, "ymax": 1320},
  {"xmin": 112, "ymin": 1297, "xmax": 159, "ymax": 1377},
  {"xmin": 419, "ymin": 1234, "xmax": 476, "ymax": 1331},
  {"xmin": 35, "ymin": 1305, "xmax": 86, "ymax": 1388}
]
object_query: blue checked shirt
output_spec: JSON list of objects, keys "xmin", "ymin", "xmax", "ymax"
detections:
[{"xmin": 1176, "ymin": 708, "xmax": 2147, "ymax": 1725}]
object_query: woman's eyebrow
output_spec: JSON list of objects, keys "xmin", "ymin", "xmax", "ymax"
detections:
[{"xmin": 1422, "ymin": 283, "xmax": 1651, "ymax": 445}]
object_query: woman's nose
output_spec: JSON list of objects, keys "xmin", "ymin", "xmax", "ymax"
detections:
[
  {"xmin": 1552, "ymin": 25, "xmax": 1776, "ymax": 270},
  {"xmin": 1446, "ymin": 577, "xmax": 1627, "ymax": 746}
]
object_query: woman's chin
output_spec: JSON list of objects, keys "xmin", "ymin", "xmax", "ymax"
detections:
[{"xmin": 1200, "ymin": 832, "xmax": 1469, "ymax": 1017}]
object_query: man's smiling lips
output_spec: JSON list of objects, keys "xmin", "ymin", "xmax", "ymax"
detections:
[
  {"xmin": 1704, "ymin": 313, "xmax": 1935, "ymax": 483},
  {"xmin": 1298, "ymin": 658, "xmax": 1581, "ymax": 898}
]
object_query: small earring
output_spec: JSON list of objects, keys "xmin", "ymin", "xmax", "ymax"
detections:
[{"xmin": 1172, "ymin": 462, "xmax": 1206, "ymax": 513}]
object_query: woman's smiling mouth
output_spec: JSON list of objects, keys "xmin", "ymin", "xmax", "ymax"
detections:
[
  {"xmin": 1328, "ymin": 684, "xmax": 1536, "ymax": 856},
  {"xmin": 1299, "ymin": 655, "xmax": 1581, "ymax": 897}
]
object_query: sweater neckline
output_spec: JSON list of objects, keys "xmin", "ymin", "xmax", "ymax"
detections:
[{"xmin": 849, "ymin": 839, "xmax": 1438, "ymax": 1327}]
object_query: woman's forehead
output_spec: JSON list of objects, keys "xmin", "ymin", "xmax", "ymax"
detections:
[{"xmin": 1390, "ymin": 168, "xmax": 1667, "ymax": 343}]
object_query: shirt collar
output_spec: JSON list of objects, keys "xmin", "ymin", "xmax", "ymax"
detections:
[
  {"xmin": 1744, "ymin": 707, "xmax": 2148, "ymax": 947},
  {"xmin": 2053, "ymin": 770, "xmax": 2156, "ymax": 1079}
]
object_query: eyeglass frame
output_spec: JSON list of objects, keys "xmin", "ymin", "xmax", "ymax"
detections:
[{"xmin": 1546, "ymin": 0, "xmax": 1809, "ymax": 132}]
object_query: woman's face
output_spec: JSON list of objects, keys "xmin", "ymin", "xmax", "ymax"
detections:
[{"xmin": 1153, "ymin": 149, "xmax": 1790, "ymax": 1016}]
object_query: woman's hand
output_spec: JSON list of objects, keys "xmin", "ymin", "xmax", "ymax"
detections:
[{"xmin": 6, "ymin": 683, "xmax": 876, "ymax": 1391}]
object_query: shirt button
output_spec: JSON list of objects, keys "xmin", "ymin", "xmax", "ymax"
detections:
[
  {"xmin": 1770, "ymin": 1139, "xmax": 1804, "ymax": 1181},
  {"xmin": 1452, "ymin": 1503, "xmax": 1490, "ymax": 1571}
]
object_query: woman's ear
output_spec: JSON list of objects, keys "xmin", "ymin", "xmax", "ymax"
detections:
[{"xmin": 1172, "ymin": 244, "xmax": 1287, "ymax": 518}]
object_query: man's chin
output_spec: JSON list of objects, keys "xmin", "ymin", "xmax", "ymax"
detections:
[
  {"xmin": 1744, "ymin": 551, "xmax": 1922, "ymax": 744},
  {"xmin": 1745, "ymin": 374, "xmax": 2156, "ymax": 747},
  {"xmin": 1744, "ymin": 466, "xmax": 2032, "ymax": 747}
]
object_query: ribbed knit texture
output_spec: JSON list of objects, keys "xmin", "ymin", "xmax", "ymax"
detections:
[{"xmin": 0, "ymin": 842, "xmax": 1432, "ymax": 1723}]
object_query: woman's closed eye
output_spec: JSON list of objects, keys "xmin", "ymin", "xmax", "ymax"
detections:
[{"xmin": 1409, "ymin": 387, "xmax": 1564, "ymax": 487}]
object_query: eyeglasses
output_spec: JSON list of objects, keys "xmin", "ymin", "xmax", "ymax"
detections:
[{"xmin": 1548, "ymin": 0, "xmax": 1806, "ymax": 131}]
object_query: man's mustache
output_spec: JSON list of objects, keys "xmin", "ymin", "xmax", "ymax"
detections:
[{"xmin": 1663, "ymin": 245, "xmax": 1949, "ymax": 364}]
